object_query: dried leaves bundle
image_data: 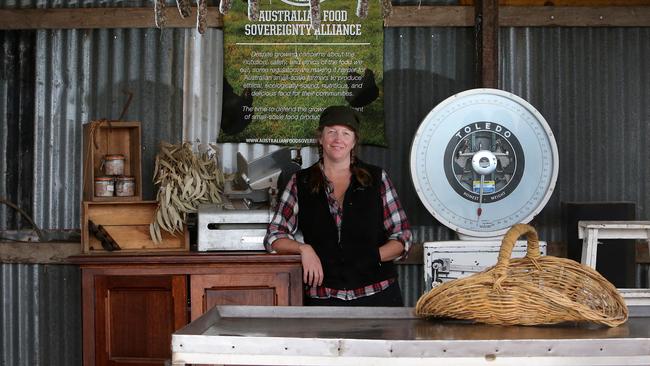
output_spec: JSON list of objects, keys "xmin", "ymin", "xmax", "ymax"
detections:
[
  {"xmin": 248, "ymin": 0, "xmax": 259, "ymax": 21},
  {"xmin": 154, "ymin": 0, "xmax": 167, "ymax": 28},
  {"xmin": 356, "ymin": 0, "xmax": 368, "ymax": 19},
  {"xmin": 176, "ymin": 0, "xmax": 191, "ymax": 18},
  {"xmin": 150, "ymin": 142, "xmax": 224, "ymax": 244},
  {"xmin": 196, "ymin": 0, "xmax": 208, "ymax": 34},
  {"xmin": 219, "ymin": 0, "xmax": 232, "ymax": 15},
  {"xmin": 309, "ymin": 0, "xmax": 321, "ymax": 31},
  {"xmin": 381, "ymin": 0, "xmax": 393, "ymax": 18}
]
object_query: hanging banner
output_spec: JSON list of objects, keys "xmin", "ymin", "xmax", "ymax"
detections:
[{"xmin": 219, "ymin": 0, "xmax": 386, "ymax": 146}]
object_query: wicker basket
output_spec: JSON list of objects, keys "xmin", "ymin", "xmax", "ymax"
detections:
[{"xmin": 415, "ymin": 224, "xmax": 628, "ymax": 327}]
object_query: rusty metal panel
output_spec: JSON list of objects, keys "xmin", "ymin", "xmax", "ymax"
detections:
[{"xmin": 0, "ymin": 264, "xmax": 81, "ymax": 366}]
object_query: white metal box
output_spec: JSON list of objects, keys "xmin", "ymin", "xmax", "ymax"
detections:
[
  {"xmin": 197, "ymin": 206, "xmax": 272, "ymax": 251},
  {"xmin": 424, "ymin": 240, "xmax": 547, "ymax": 291}
]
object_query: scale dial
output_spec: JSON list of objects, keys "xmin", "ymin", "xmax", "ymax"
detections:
[{"xmin": 410, "ymin": 89, "xmax": 558, "ymax": 238}]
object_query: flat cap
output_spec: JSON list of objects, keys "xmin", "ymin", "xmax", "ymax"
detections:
[{"xmin": 319, "ymin": 105, "xmax": 361, "ymax": 131}]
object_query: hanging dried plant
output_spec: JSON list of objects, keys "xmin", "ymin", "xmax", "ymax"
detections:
[
  {"xmin": 154, "ymin": 0, "xmax": 167, "ymax": 28},
  {"xmin": 196, "ymin": 0, "xmax": 208, "ymax": 34},
  {"xmin": 176, "ymin": 0, "xmax": 191, "ymax": 18},
  {"xmin": 356, "ymin": 0, "xmax": 369, "ymax": 19},
  {"xmin": 248, "ymin": 0, "xmax": 260, "ymax": 21},
  {"xmin": 150, "ymin": 142, "xmax": 224, "ymax": 244},
  {"xmin": 309, "ymin": 0, "xmax": 321, "ymax": 31},
  {"xmin": 219, "ymin": 0, "xmax": 232, "ymax": 15},
  {"xmin": 381, "ymin": 0, "xmax": 392, "ymax": 18}
]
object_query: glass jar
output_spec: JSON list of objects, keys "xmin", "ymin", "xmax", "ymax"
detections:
[
  {"xmin": 94, "ymin": 177, "xmax": 114, "ymax": 197},
  {"xmin": 103, "ymin": 154, "xmax": 125, "ymax": 176},
  {"xmin": 115, "ymin": 176, "xmax": 135, "ymax": 197}
]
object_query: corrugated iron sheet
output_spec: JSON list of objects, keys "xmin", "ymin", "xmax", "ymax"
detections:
[
  {"xmin": 1, "ymin": 2, "xmax": 650, "ymax": 364},
  {"xmin": 0, "ymin": 30, "xmax": 35, "ymax": 231},
  {"xmin": 0, "ymin": 264, "xmax": 81, "ymax": 366},
  {"xmin": 182, "ymin": 29, "xmax": 223, "ymax": 145},
  {"xmin": 500, "ymin": 27, "xmax": 650, "ymax": 242},
  {"xmin": 366, "ymin": 26, "xmax": 476, "ymax": 226},
  {"xmin": 638, "ymin": 264, "xmax": 650, "ymax": 288},
  {"xmin": 30, "ymin": 27, "xmax": 185, "ymax": 230}
]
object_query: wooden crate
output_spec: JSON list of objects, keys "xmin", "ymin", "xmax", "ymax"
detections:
[
  {"xmin": 82, "ymin": 121, "xmax": 143, "ymax": 202},
  {"xmin": 82, "ymin": 201, "xmax": 189, "ymax": 253}
]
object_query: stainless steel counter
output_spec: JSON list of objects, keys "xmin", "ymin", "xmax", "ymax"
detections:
[{"xmin": 172, "ymin": 305, "xmax": 650, "ymax": 365}]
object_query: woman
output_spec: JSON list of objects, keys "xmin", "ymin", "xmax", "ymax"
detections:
[{"xmin": 264, "ymin": 105, "xmax": 412, "ymax": 306}]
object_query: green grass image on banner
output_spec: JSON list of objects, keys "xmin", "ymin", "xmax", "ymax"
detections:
[{"xmin": 220, "ymin": 0, "xmax": 386, "ymax": 146}]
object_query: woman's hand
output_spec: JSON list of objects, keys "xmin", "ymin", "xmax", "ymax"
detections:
[{"xmin": 299, "ymin": 244, "xmax": 323, "ymax": 287}]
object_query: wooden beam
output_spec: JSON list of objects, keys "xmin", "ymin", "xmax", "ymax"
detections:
[
  {"xmin": 460, "ymin": 0, "xmax": 650, "ymax": 5},
  {"xmin": 0, "ymin": 7, "xmax": 223, "ymax": 30},
  {"xmin": 0, "ymin": 5, "xmax": 647, "ymax": 29},
  {"xmin": 0, "ymin": 242, "xmax": 81, "ymax": 264},
  {"xmin": 475, "ymin": 0, "xmax": 499, "ymax": 89},
  {"xmin": 385, "ymin": 6, "xmax": 650, "ymax": 27},
  {"xmin": 384, "ymin": 6, "xmax": 474, "ymax": 27},
  {"xmin": 500, "ymin": 6, "xmax": 650, "ymax": 26}
]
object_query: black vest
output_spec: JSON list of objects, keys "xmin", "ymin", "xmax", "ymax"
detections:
[{"xmin": 296, "ymin": 161, "xmax": 397, "ymax": 289}]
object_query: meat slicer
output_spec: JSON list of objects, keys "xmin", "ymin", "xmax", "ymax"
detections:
[{"xmin": 197, "ymin": 148, "xmax": 301, "ymax": 251}]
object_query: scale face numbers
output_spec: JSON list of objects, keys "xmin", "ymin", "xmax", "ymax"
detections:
[{"xmin": 410, "ymin": 89, "xmax": 559, "ymax": 238}]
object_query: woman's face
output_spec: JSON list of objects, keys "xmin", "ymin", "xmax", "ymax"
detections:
[{"xmin": 319, "ymin": 125, "xmax": 356, "ymax": 163}]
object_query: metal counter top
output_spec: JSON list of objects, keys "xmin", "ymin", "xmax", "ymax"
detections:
[{"xmin": 172, "ymin": 305, "xmax": 650, "ymax": 366}]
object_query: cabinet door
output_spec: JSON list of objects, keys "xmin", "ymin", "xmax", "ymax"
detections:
[
  {"xmin": 95, "ymin": 275, "xmax": 188, "ymax": 366},
  {"xmin": 190, "ymin": 272, "xmax": 291, "ymax": 320}
]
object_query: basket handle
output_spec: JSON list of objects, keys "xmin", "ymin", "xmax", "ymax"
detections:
[{"xmin": 494, "ymin": 224, "xmax": 540, "ymax": 274}]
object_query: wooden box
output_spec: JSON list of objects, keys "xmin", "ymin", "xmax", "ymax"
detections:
[
  {"xmin": 82, "ymin": 121, "xmax": 142, "ymax": 201},
  {"xmin": 82, "ymin": 201, "xmax": 189, "ymax": 253}
]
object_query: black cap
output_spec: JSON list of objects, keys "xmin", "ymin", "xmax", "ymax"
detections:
[{"xmin": 319, "ymin": 106, "xmax": 361, "ymax": 131}]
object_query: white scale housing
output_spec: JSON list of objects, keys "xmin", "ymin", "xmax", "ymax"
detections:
[{"xmin": 411, "ymin": 89, "xmax": 558, "ymax": 288}]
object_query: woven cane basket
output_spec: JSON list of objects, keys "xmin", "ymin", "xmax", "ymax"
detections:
[{"xmin": 415, "ymin": 224, "xmax": 628, "ymax": 327}]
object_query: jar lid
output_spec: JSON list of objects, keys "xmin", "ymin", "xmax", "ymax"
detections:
[
  {"xmin": 105, "ymin": 154, "xmax": 125, "ymax": 160},
  {"xmin": 95, "ymin": 177, "xmax": 114, "ymax": 181},
  {"xmin": 116, "ymin": 176, "xmax": 135, "ymax": 181}
]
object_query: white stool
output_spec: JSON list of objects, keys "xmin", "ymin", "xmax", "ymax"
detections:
[{"xmin": 578, "ymin": 220, "xmax": 650, "ymax": 269}]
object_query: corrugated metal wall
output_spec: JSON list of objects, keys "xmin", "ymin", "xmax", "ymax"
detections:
[
  {"xmin": 1, "ymin": 1, "xmax": 649, "ymax": 364},
  {"xmin": 0, "ymin": 30, "xmax": 35, "ymax": 231},
  {"xmin": 32, "ymin": 27, "xmax": 185, "ymax": 230},
  {"xmin": 0, "ymin": 264, "xmax": 81, "ymax": 366},
  {"xmin": 501, "ymin": 27, "xmax": 650, "ymax": 242}
]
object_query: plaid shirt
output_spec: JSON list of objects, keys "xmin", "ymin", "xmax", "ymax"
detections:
[{"xmin": 264, "ymin": 166, "xmax": 412, "ymax": 300}]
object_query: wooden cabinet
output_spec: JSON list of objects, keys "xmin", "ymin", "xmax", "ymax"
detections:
[
  {"xmin": 70, "ymin": 253, "xmax": 302, "ymax": 366},
  {"xmin": 190, "ymin": 272, "xmax": 291, "ymax": 320},
  {"xmin": 94, "ymin": 275, "xmax": 187, "ymax": 366}
]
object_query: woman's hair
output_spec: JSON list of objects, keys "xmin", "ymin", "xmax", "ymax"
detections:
[{"xmin": 308, "ymin": 125, "xmax": 373, "ymax": 193}]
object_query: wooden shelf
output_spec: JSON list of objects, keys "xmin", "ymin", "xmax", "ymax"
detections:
[
  {"xmin": 82, "ymin": 120, "xmax": 142, "ymax": 202},
  {"xmin": 81, "ymin": 200, "xmax": 189, "ymax": 253}
]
